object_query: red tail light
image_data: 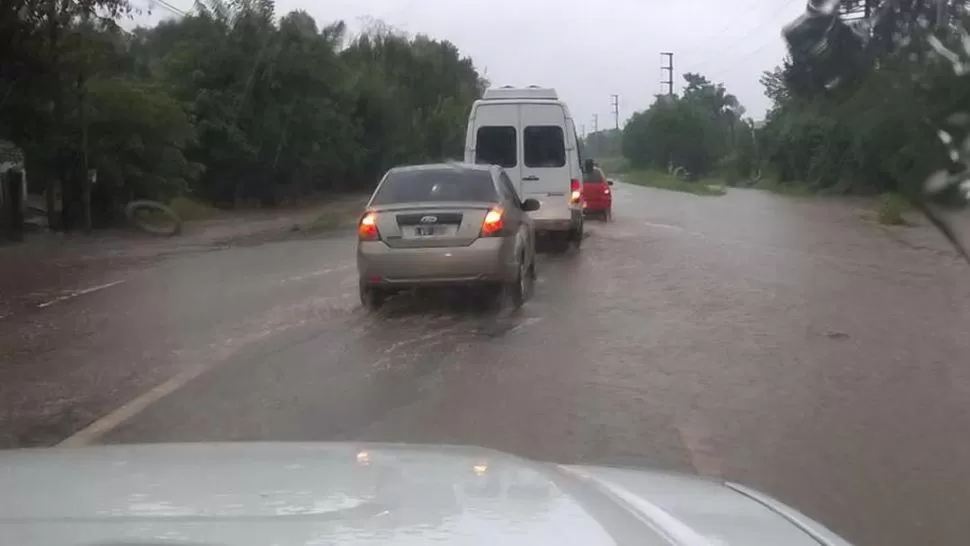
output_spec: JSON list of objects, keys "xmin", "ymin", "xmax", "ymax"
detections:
[
  {"xmin": 480, "ymin": 207, "xmax": 505, "ymax": 237},
  {"xmin": 358, "ymin": 211, "xmax": 380, "ymax": 241},
  {"xmin": 569, "ymin": 178, "xmax": 582, "ymax": 205}
]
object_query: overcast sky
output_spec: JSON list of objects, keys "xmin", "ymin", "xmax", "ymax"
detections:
[{"xmin": 134, "ymin": 0, "xmax": 808, "ymax": 131}]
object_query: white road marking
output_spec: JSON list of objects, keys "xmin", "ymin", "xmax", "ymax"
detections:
[
  {"xmin": 280, "ymin": 264, "xmax": 353, "ymax": 284},
  {"xmin": 506, "ymin": 316, "xmax": 543, "ymax": 334},
  {"xmin": 36, "ymin": 280, "xmax": 126, "ymax": 309},
  {"xmin": 59, "ymin": 291, "xmax": 357, "ymax": 446},
  {"xmin": 641, "ymin": 221, "xmax": 684, "ymax": 231},
  {"xmin": 58, "ymin": 361, "xmax": 211, "ymax": 447}
]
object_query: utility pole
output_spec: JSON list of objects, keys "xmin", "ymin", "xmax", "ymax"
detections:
[
  {"xmin": 580, "ymin": 124, "xmax": 586, "ymax": 139},
  {"xmin": 661, "ymin": 52, "xmax": 674, "ymax": 96},
  {"xmin": 590, "ymin": 116, "xmax": 599, "ymax": 156},
  {"xmin": 610, "ymin": 94, "xmax": 619, "ymax": 130}
]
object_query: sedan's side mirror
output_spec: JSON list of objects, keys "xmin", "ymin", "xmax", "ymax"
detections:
[
  {"xmin": 521, "ymin": 198, "xmax": 541, "ymax": 212},
  {"xmin": 607, "ymin": 179, "xmax": 614, "ymax": 186}
]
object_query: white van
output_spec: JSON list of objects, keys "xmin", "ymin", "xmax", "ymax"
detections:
[{"xmin": 464, "ymin": 86, "xmax": 584, "ymax": 249}]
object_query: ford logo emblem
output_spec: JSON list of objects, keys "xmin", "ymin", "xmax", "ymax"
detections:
[{"xmin": 420, "ymin": 215, "xmax": 438, "ymax": 224}]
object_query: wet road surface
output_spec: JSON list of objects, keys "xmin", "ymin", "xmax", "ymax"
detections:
[{"xmin": 2, "ymin": 182, "xmax": 970, "ymax": 545}]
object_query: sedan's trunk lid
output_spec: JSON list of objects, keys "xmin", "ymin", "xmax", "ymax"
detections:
[{"xmin": 370, "ymin": 202, "xmax": 492, "ymax": 248}]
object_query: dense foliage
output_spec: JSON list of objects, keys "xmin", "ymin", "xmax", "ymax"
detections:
[
  {"xmin": 619, "ymin": 0, "xmax": 969, "ymax": 212},
  {"xmin": 0, "ymin": 0, "xmax": 485, "ymax": 229},
  {"xmin": 582, "ymin": 128, "xmax": 621, "ymax": 159},
  {"xmin": 620, "ymin": 74, "xmax": 754, "ymax": 181},
  {"xmin": 763, "ymin": 0, "xmax": 970, "ymax": 204}
]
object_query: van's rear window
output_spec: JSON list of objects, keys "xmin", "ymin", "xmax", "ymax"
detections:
[
  {"xmin": 475, "ymin": 126, "xmax": 517, "ymax": 168},
  {"xmin": 524, "ymin": 126, "xmax": 565, "ymax": 168},
  {"xmin": 371, "ymin": 169, "xmax": 498, "ymax": 205}
]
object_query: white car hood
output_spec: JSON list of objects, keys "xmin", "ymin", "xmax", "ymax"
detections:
[{"xmin": 0, "ymin": 442, "xmax": 851, "ymax": 546}]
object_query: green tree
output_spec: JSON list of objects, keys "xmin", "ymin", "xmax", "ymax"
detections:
[
  {"xmin": 622, "ymin": 73, "xmax": 746, "ymax": 178},
  {"xmin": 2, "ymin": 1, "xmax": 486, "ymax": 228},
  {"xmin": 1, "ymin": 0, "xmax": 133, "ymax": 229}
]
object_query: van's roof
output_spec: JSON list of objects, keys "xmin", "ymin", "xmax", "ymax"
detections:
[
  {"xmin": 473, "ymin": 98, "xmax": 564, "ymax": 107},
  {"xmin": 482, "ymin": 87, "xmax": 558, "ymax": 100}
]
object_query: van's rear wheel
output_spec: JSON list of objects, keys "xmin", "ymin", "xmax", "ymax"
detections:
[{"xmin": 570, "ymin": 222, "xmax": 583, "ymax": 249}]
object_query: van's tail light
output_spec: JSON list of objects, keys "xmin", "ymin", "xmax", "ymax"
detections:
[
  {"xmin": 569, "ymin": 178, "xmax": 582, "ymax": 205},
  {"xmin": 358, "ymin": 211, "xmax": 380, "ymax": 241},
  {"xmin": 480, "ymin": 207, "xmax": 505, "ymax": 237}
]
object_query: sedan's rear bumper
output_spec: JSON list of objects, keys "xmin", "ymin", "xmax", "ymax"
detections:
[
  {"xmin": 583, "ymin": 199, "xmax": 612, "ymax": 212},
  {"xmin": 357, "ymin": 237, "xmax": 516, "ymax": 286}
]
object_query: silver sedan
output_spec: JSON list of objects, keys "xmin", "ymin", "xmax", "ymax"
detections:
[{"xmin": 356, "ymin": 163, "xmax": 540, "ymax": 310}]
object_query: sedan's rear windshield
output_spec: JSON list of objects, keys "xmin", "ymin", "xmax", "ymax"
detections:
[{"xmin": 371, "ymin": 169, "xmax": 498, "ymax": 205}]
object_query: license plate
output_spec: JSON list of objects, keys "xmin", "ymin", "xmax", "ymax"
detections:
[{"xmin": 415, "ymin": 226, "xmax": 441, "ymax": 236}]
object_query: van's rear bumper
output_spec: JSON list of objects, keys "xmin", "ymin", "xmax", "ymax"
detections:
[{"xmin": 534, "ymin": 210, "xmax": 582, "ymax": 233}]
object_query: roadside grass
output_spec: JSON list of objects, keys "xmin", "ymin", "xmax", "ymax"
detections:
[
  {"xmin": 302, "ymin": 195, "xmax": 369, "ymax": 233},
  {"xmin": 875, "ymin": 192, "xmax": 909, "ymax": 225},
  {"xmin": 621, "ymin": 170, "xmax": 727, "ymax": 196}
]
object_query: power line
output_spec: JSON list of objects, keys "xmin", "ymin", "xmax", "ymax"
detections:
[
  {"xmin": 141, "ymin": 0, "xmax": 186, "ymax": 17},
  {"xmin": 158, "ymin": 0, "xmax": 187, "ymax": 16},
  {"xmin": 686, "ymin": 0, "xmax": 801, "ymax": 73},
  {"xmin": 677, "ymin": 0, "xmax": 785, "ymax": 57},
  {"xmin": 704, "ymin": 40, "xmax": 776, "ymax": 80}
]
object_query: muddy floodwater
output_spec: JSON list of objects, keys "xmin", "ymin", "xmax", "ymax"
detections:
[{"xmin": 1, "ymin": 183, "xmax": 968, "ymax": 546}]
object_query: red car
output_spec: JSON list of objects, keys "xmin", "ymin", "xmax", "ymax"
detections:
[{"xmin": 582, "ymin": 165, "xmax": 613, "ymax": 221}]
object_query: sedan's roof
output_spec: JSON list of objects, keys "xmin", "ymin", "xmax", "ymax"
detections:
[{"xmin": 390, "ymin": 162, "xmax": 494, "ymax": 174}]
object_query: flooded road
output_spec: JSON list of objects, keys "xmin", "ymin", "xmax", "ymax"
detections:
[{"xmin": 2, "ymin": 182, "xmax": 969, "ymax": 545}]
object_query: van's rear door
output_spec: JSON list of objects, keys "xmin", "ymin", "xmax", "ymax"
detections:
[
  {"xmin": 519, "ymin": 104, "xmax": 570, "ymax": 220},
  {"xmin": 471, "ymin": 103, "xmax": 521, "ymax": 195}
]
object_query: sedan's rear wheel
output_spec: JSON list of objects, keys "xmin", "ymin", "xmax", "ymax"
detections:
[
  {"xmin": 359, "ymin": 280, "xmax": 385, "ymax": 311},
  {"xmin": 507, "ymin": 256, "xmax": 527, "ymax": 309}
]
